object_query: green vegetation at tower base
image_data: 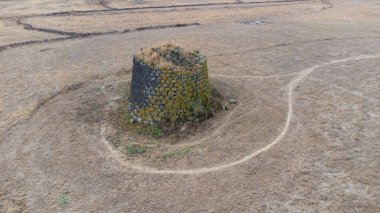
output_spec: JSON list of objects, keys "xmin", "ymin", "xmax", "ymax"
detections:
[{"xmin": 121, "ymin": 84, "xmax": 227, "ymax": 140}]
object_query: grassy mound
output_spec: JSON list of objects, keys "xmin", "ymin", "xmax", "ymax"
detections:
[{"xmin": 137, "ymin": 43, "xmax": 204, "ymax": 72}]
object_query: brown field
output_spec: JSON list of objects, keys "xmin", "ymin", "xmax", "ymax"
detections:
[{"xmin": 0, "ymin": 0, "xmax": 379, "ymax": 212}]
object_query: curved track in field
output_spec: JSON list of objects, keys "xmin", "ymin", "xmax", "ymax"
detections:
[{"xmin": 100, "ymin": 53, "xmax": 380, "ymax": 175}]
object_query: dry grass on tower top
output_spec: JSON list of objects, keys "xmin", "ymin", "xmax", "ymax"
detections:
[{"xmin": 136, "ymin": 43, "xmax": 205, "ymax": 72}]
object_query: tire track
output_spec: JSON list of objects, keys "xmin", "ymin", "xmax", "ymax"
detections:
[
  {"xmin": 0, "ymin": 22, "xmax": 200, "ymax": 52},
  {"xmin": 99, "ymin": 0, "xmax": 116, "ymax": 10},
  {"xmin": 0, "ymin": 0, "xmax": 311, "ymax": 19},
  {"xmin": 0, "ymin": 0, "xmax": 333, "ymax": 52},
  {"xmin": 208, "ymin": 37, "xmax": 380, "ymax": 58},
  {"xmin": 99, "ymin": 72, "xmax": 296, "ymax": 149},
  {"xmin": 16, "ymin": 18, "xmax": 200, "ymax": 37},
  {"xmin": 0, "ymin": 82, "xmax": 85, "ymax": 143},
  {"xmin": 211, "ymin": 72, "xmax": 301, "ymax": 79},
  {"xmin": 100, "ymin": 53, "xmax": 380, "ymax": 175}
]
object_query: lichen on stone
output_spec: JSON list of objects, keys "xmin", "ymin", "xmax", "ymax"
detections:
[{"xmin": 129, "ymin": 44, "xmax": 213, "ymax": 124}]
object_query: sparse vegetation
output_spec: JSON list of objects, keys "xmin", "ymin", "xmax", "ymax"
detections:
[
  {"xmin": 126, "ymin": 144, "xmax": 148, "ymax": 155},
  {"xmin": 122, "ymin": 109, "xmax": 133, "ymax": 125},
  {"xmin": 137, "ymin": 43, "xmax": 204, "ymax": 72},
  {"xmin": 111, "ymin": 137, "xmax": 122, "ymax": 147},
  {"xmin": 2, "ymin": 0, "xmax": 379, "ymax": 211},
  {"xmin": 58, "ymin": 194, "xmax": 69, "ymax": 207},
  {"xmin": 189, "ymin": 99, "xmax": 211, "ymax": 122},
  {"xmin": 162, "ymin": 147, "xmax": 192, "ymax": 159},
  {"xmin": 120, "ymin": 105, "xmax": 166, "ymax": 138},
  {"xmin": 137, "ymin": 125, "xmax": 165, "ymax": 138},
  {"xmin": 188, "ymin": 87, "xmax": 226, "ymax": 122},
  {"xmin": 117, "ymin": 85, "xmax": 227, "ymax": 139},
  {"xmin": 210, "ymin": 86, "xmax": 227, "ymax": 111}
]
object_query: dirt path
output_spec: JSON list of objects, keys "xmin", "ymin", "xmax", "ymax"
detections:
[
  {"xmin": 99, "ymin": 53, "xmax": 380, "ymax": 175},
  {"xmin": 1, "ymin": 0, "xmax": 380, "ymax": 212}
]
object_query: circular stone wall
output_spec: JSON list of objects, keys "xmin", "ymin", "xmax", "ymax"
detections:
[{"xmin": 128, "ymin": 45, "xmax": 212, "ymax": 124}]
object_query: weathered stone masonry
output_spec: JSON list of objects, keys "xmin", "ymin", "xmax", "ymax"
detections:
[{"xmin": 128, "ymin": 53, "xmax": 211, "ymax": 123}]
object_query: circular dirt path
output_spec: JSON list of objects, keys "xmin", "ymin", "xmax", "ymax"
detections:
[{"xmin": 1, "ymin": 0, "xmax": 380, "ymax": 212}]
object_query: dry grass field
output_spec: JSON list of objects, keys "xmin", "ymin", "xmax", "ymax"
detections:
[{"xmin": 0, "ymin": 0, "xmax": 379, "ymax": 212}]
